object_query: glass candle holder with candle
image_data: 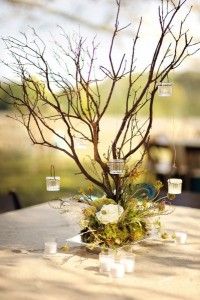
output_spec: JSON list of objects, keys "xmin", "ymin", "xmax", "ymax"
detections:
[
  {"xmin": 108, "ymin": 159, "xmax": 125, "ymax": 175},
  {"xmin": 158, "ymin": 82, "xmax": 173, "ymax": 97},
  {"xmin": 46, "ymin": 176, "xmax": 60, "ymax": 191},
  {"xmin": 99, "ymin": 252, "xmax": 114, "ymax": 273},
  {"xmin": 175, "ymin": 231, "xmax": 187, "ymax": 244},
  {"xmin": 121, "ymin": 253, "xmax": 136, "ymax": 273},
  {"xmin": 168, "ymin": 178, "xmax": 182, "ymax": 194},
  {"xmin": 109, "ymin": 258, "xmax": 125, "ymax": 278}
]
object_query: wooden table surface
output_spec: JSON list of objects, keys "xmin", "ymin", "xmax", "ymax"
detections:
[{"xmin": 0, "ymin": 202, "xmax": 200, "ymax": 300}]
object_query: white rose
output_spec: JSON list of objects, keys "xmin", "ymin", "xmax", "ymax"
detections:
[{"xmin": 96, "ymin": 204, "xmax": 124, "ymax": 225}]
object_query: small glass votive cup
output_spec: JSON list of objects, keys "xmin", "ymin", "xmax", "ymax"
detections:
[
  {"xmin": 99, "ymin": 252, "xmax": 114, "ymax": 273},
  {"xmin": 167, "ymin": 178, "xmax": 182, "ymax": 194},
  {"xmin": 46, "ymin": 176, "xmax": 60, "ymax": 191},
  {"xmin": 44, "ymin": 241, "xmax": 57, "ymax": 254},
  {"xmin": 108, "ymin": 159, "xmax": 125, "ymax": 175},
  {"xmin": 175, "ymin": 231, "xmax": 187, "ymax": 244},
  {"xmin": 121, "ymin": 253, "xmax": 136, "ymax": 273},
  {"xmin": 158, "ymin": 82, "xmax": 173, "ymax": 97},
  {"xmin": 109, "ymin": 259, "xmax": 125, "ymax": 278}
]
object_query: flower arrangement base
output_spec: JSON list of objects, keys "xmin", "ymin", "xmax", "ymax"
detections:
[
  {"xmin": 79, "ymin": 187, "xmax": 165, "ymax": 250},
  {"xmin": 59, "ymin": 181, "xmax": 174, "ymax": 252}
]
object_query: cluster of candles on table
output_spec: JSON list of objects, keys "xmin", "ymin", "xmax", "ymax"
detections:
[
  {"xmin": 43, "ymin": 229, "xmax": 188, "ymax": 265},
  {"xmin": 99, "ymin": 251, "xmax": 135, "ymax": 278}
]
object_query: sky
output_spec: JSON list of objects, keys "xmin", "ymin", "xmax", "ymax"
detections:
[{"xmin": 0, "ymin": 0, "xmax": 199, "ymax": 81}]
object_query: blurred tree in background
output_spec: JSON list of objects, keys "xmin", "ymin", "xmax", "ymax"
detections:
[{"xmin": 1, "ymin": 73, "xmax": 199, "ymax": 117}]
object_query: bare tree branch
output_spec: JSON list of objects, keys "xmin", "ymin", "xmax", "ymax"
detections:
[{"xmin": 0, "ymin": 0, "xmax": 199, "ymax": 202}]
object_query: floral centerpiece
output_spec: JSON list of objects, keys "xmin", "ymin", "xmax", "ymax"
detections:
[{"xmin": 77, "ymin": 170, "xmax": 174, "ymax": 249}]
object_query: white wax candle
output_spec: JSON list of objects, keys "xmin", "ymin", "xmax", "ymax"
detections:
[
  {"xmin": 121, "ymin": 257, "xmax": 135, "ymax": 273},
  {"xmin": 110, "ymin": 262, "xmax": 125, "ymax": 278},
  {"xmin": 175, "ymin": 231, "xmax": 187, "ymax": 244},
  {"xmin": 168, "ymin": 178, "xmax": 182, "ymax": 194},
  {"xmin": 44, "ymin": 242, "xmax": 57, "ymax": 254},
  {"xmin": 99, "ymin": 254, "xmax": 114, "ymax": 273}
]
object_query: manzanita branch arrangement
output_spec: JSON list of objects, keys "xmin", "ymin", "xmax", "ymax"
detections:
[{"xmin": 0, "ymin": 0, "xmax": 199, "ymax": 206}]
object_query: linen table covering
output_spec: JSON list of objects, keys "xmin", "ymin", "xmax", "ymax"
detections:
[{"xmin": 0, "ymin": 203, "xmax": 199, "ymax": 300}]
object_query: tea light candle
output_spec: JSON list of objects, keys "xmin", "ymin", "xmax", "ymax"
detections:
[
  {"xmin": 46, "ymin": 176, "xmax": 60, "ymax": 191},
  {"xmin": 121, "ymin": 254, "xmax": 135, "ymax": 273},
  {"xmin": 168, "ymin": 178, "xmax": 182, "ymax": 194},
  {"xmin": 175, "ymin": 231, "xmax": 187, "ymax": 244},
  {"xmin": 44, "ymin": 241, "xmax": 57, "ymax": 254},
  {"xmin": 99, "ymin": 253, "xmax": 114, "ymax": 273},
  {"xmin": 108, "ymin": 159, "xmax": 125, "ymax": 175},
  {"xmin": 158, "ymin": 82, "xmax": 173, "ymax": 97},
  {"xmin": 110, "ymin": 261, "xmax": 125, "ymax": 278}
]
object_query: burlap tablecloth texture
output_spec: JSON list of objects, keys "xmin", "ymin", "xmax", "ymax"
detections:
[{"xmin": 0, "ymin": 202, "xmax": 199, "ymax": 300}]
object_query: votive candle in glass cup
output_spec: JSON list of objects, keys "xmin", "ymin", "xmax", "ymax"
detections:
[
  {"xmin": 110, "ymin": 259, "xmax": 125, "ymax": 278},
  {"xmin": 46, "ymin": 176, "xmax": 60, "ymax": 191},
  {"xmin": 158, "ymin": 82, "xmax": 173, "ymax": 97},
  {"xmin": 44, "ymin": 241, "xmax": 57, "ymax": 254},
  {"xmin": 108, "ymin": 159, "xmax": 125, "ymax": 175},
  {"xmin": 99, "ymin": 252, "xmax": 114, "ymax": 273},
  {"xmin": 121, "ymin": 253, "xmax": 136, "ymax": 273},
  {"xmin": 175, "ymin": 231, "xmax": 187, "ymax": 244},
  {"xmin": 167, "ymin": 178, "xmax": 182, "ymax": 194}
]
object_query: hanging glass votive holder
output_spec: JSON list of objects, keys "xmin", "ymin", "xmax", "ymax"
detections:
[
  {"xmin": 158, "ymin": 82, "xmax": 173, "ymax": 97},
  {"xmin": 167, "ymin": 178, "xmax": 182, "ymax": 194},
  {"xmin": 108, "ymin": 159, "xmax": 125, "ymax": 175},
  {"xmin": 46, "ymin": 165, "xmax": 60, "ymax": 192}
]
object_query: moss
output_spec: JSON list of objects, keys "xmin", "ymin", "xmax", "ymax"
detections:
[
  {"xmin": 83, "ymin": 206, "xmax": 96, "ymax": 218},
  {"xmin": 101, "ymin": 223, "xmax": 129, "ymax": 247}
]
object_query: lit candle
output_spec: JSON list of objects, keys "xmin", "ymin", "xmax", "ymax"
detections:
[
  {"xmin": 121, "ymin": 254, "xmax": 135, "ymax": 273},
  {"xmin": 99, "ymin": 253, "xmax": 114, "ymax": 273},
  {"xmin": 44, "ymin": 242, "xmax": 57, "ymax": 254},
  {"xmin": 175, "ymin": 231, "xmax": 187, "ymax": 244},
  {"xmin": 168, "ymin": 178, "xmax": 182, "ymax": 194},
  {"xmin": 110, "ymin": 261, "xmax": 125, "ymax": 278}
]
